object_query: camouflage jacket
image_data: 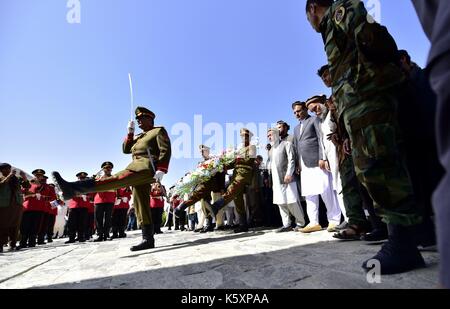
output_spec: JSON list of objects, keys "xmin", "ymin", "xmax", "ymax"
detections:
[{"xmin": 320, "ymin": 0, "xmax": 405, "ymax": 119}]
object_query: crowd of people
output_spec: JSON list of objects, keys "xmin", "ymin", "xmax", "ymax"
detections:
[{"xmin": 1, "ymin": 0, "xmax": 449, "ymax": 288}]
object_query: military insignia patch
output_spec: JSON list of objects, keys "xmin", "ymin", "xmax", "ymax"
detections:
[{"xmin": 334, "ymin": 6, "xmax": 346, "ymax": 24}]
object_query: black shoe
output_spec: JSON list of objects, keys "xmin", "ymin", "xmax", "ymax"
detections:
[
  {"xmin": 276, "ymin": 227, "xmax": 293, "ymax": 233},
  {"xmin": 215, "ymin": 225, "xmax": 226, "ymax": 231},
  {"xmin": 233, "ymin": 225, "xmax": 249, "ymax": 233},
  {"xmin": 361, "ymin": 228, "xmax": 388, "ymax": 242},
  {"xmin": 119, "ymin": 232, "xmax": 127, "ymax": 238},
  {"xmin": 52, "ymin": 172, "xmax": 95, "ymax": 200},
  {"xmin": 194, "ymin": 228, "xmax": 202, "ymax": 233},
  {"xmin": 362, "ymin": 224, "xmax": 425, "ymax": 275},
  {"xmin": 130, "ymin": 225, "xmax": 155, "ymax": 252},
  {"xmin": 180, "ymin": 226, "xmax": 186, "ymax": 232},
  {"xmin": 65, "ymin": 239, "xmax": 76, "ymax": 244},
  {"xmin": 111, "ymin": 233, "xmax": 119, "ymax": 239},
  {"xmin": 47, "ymin": 238, "xmax": 53, "ymax": 243}
]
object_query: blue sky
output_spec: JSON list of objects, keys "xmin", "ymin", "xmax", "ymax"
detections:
[{"xmin": 0, "ymin": 0, "xmax": 430, "ymax": 187}]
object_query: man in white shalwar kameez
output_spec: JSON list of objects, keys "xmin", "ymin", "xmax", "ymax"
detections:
[
  {"xmin": 268, "ymin": 129, "xmax": 305, "ymax": 232},
  {"xmin": 306, "ymin": 96, "xmax": 348, "ymax": 231},
  {"xmin": 292, "ymin": 101, "xmax": 342, "ymax": 233}
]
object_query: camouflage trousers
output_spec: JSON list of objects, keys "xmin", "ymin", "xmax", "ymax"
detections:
[
  {"xmin": 342, "ymin": 93, "xmax": 421, "ymax": 226},
  {"xmin": 339, "ymin": 155, "xmax": 369, "ymax": 227},
  {"xmin": 94, "ymin": 170, "xmax": 155, "ymax": 226}
]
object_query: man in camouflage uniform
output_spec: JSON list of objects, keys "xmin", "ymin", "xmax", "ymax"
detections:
[
  {"xmin": 53, "ymin": 107, "xmax": 171, "ymax": 251},
  {"xmin": 305, "ymin": 0, "xmax": 424, "ymax": 274}
]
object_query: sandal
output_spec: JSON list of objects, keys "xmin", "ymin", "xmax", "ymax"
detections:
[{"xmin": 333, "ymin": 225, "xmax": 366, "ymax": 241}]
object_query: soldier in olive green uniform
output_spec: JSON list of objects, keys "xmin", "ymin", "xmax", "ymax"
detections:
[
  {"xmin": 206, "ymin": 128, "xmax": 256, "ymax": 233},
  {"xmin": 53, "ymin": 107, "xmax": 171, "ymax": 251},
  {"xmin": 174, "ymin": 145, "xmax": 225, "ymax": 233},
  {"xmin": 305, "ymin": 0, "xmax": 424, "ymax": 274}
]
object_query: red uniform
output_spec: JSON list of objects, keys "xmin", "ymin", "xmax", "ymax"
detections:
[
  {"xmin": 42, "ymin": 184, "xmax": 58, "ymax": 216},
  {"xmin": 115, "ymin": 188, "xmax": 132, "ymax": 210},
  {"xmin": 68, "ymin": 195, "xmax": 91, "ymax": 209},
  {"xmin": 94, "ymin": 191, "xmax": 116, "ymax": 204},
  {"xmin": 150, "ymin": 192, "xmax": 165, "ymax": 209},
  {"xmin": 22, "ymin": 183, "xmax": 46, "ymax": 212}
]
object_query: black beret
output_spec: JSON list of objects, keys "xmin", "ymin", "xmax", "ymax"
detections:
[{"xmin": 101, "ymin": 162, "xmax": 114, "ymax": 169}]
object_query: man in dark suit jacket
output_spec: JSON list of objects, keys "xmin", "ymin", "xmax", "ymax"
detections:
[
  {"xmin": 412, "ymin": 0, "xmax": 450, "ymax": 288},
  {"xmin": 292, "ymin": 101, "xmax": 341, "ymax": 233}
]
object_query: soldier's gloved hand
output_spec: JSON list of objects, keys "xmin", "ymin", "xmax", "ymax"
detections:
[
  {"xmin": 127, "ymin": 120, "xmax": 135, "ymax": 134},
  {"xmin": 154, "ymin": 171, "xmax": 165, "ymax": 182}
]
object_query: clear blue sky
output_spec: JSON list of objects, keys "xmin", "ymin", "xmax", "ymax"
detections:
[{"xmin": 0, "ymin": 0, "xmax": 430, "ymax": 188}]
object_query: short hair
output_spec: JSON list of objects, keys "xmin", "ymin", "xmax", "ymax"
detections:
[
  {"xmin": 292, "ymin": 101, "xmax": 306, "ymax": 110},
  {"xmin": 305, "ymin": 0, "xmax": 334, "ymax": 12},
  {"xmin": 317, "ymin": 64, "xmax": 329, "ymax": 77},
  {"xmin": 398, "ymin": 50, "xmax": 411, "ymax": 65},
  {"xmin": 256, "ymin": 155, "xmax": 263, "ymax": 161},
  {"xmin": 276, "ymin": 120, "xmax": 291, "ymax": 131}
]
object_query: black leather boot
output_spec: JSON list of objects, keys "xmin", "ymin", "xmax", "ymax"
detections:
[
  {"xmin": 362, "ymin": 224, "xmax": 425, "ymax": 275},
  {"xmin": 52, "ymin": 172, "xmax": 96, "ymax": 200},
  {"xmin": 28, "ymin": 235, "xmax": 37, "ymax": 248},
  {"xmin": 130, "ymin": 225, "xmax": 155, "ymax": 252},
  {"xmin": 111, "ymin": 228, "xmax": 119, "ymax": 239}
]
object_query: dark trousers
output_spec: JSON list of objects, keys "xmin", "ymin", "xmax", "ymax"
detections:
[
  {"xmin": 46, "ymin": 214, "xmax": 56, "ymax": 239},
  {"xmin": 37, "ymin": 212, "xmax": 49, "ymax": 243},
  {"xmin": 94, "ymin": 203, "xmax": 114, "ymax": 236},
  {"xmin": 112, "ymin": 208, "xmax": 128, "ymax": 235},
  {"xmin": 68, "ymin": 208, "xmax": 88, "ymax": 240},
  {"xmin": 429, "ymin": 52, "xmax": 450, "ymax": 288},
  {"xmin": 0, "ymin": 227, "xmax": 19, "ymax": 247},
  {"xmin": 85, "ymin": 213, "xmax": 95, "ymax": 239},
  {"xmin": 20, "ymin": 211, "xmax": 43, "ymax": 246},
  {"xmin": 150, "ymin": 208, "xmax": 164, "ymax": 232}
]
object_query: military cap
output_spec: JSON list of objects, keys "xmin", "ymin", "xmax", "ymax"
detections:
[
  {"xmin": 0, "ymin": 163, "xmax": 11, "ymax": 169},
  {"xmin": 32, "ymin": 169, "xmax": 46, "ymax": 176},
  {"xmin": 240, "ymin": 128, "xmax": 254, "ymax": 138},
  {"xmin": 292, "ymin": 101, "xmax": 306, "ymax": 109},
  {"xmin": 135, "ymin": 106, "xmax": 156, "ymax": 119},
  {"xmin": 101, "ymin": 162, "xmax": 114, "ymax": 169},
  {"xmin": 305, "ymin": 95, "xmax": 327, "ymax": 107},
  {"xmin": 199, "ymin": 144, "xmax": 211, "ymax": 151},
  {"xmin": 76, "ymin": 172, "xmax": 89, "ymax": 178}
]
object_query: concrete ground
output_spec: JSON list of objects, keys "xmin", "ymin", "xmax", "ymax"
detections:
[{"xmin": 0, "ymin": 227, "xmax": 440, "ymax": 289}]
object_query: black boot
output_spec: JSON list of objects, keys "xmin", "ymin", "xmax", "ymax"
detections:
[
  {"xmin": 28, "ymin": 235, "xmax": 37, "ymax": 248},
  {"xmin": 119, "ymin": 228, "xmax": 127, "ymax": 238},
  {"xmin": 52, "ymin": 172, "xmax": 96, "ymax": 200},
  {"xmin": 130, "ymin": 225, "xmax": 155, "ymax": 252},
  {"xmin": 65, "ymin": 237, "xmax": 76, "ymax": 244},
  {"xmin": 111, "ymin": 228, "xmax": 119, "ymax": 239},
  {"xmin": 47, "ymin": 236, "xmax": 53, "ymax": 243},
  {"xmin": 362, "ymin": 224, "xmax": 425, "ymax": 275}
]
